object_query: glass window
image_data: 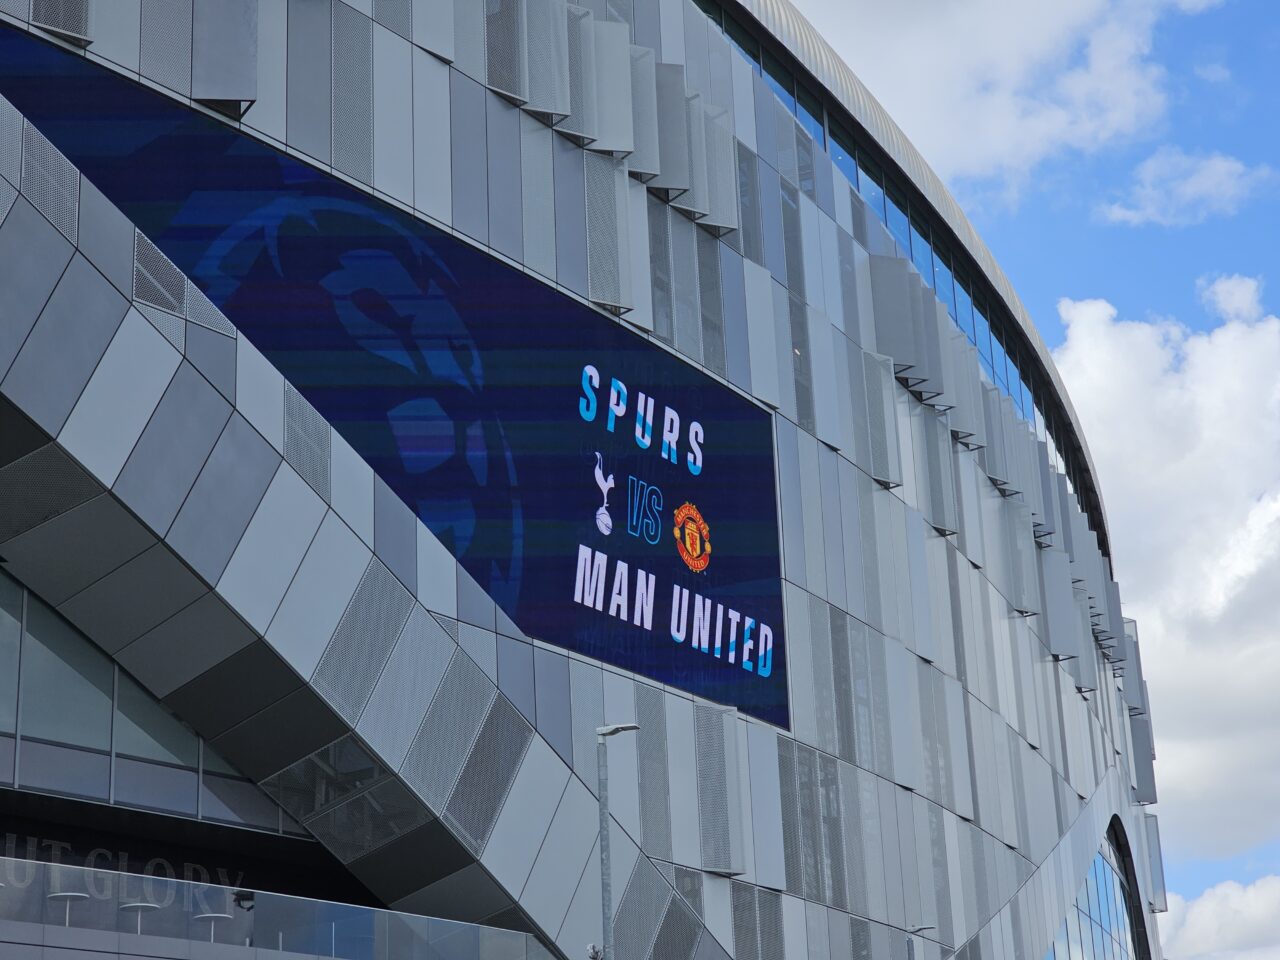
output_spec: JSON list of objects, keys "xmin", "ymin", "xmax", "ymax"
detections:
[
  {"xmin": 19, "ymin": 739, "xmax": 110, "ymax": 799},
  {"xmin": 885, "ymin": 186, "xmax": 910, "ymax": 255},
  {"xmin": 0, "ymin": 571, "xmax": 20, "ymax": 735},
  {"xmin": 202, "ymin": 772, "xmax": 280, "ymax": 831},
  {"xmin": 910, "ymin": 217, "xmax": 933, "ymax": 288},
  {"xmin": 724, "ymin": 14, "xmax": 760, "ymax": 70},
  {"xmin": 830, "ymin": 120, "xmax": 858, "ymax": 189},
  {"xmin": 955, "ymin": 275, "xmax": 976, "ymax": 343},
  {"xmin": 763, "ymin": 50, "xmax": 795, "ymax": 111},
  {"xmin": 857, "ymin": 155, "xmax": 887, "ymax": 222},
  {"xmin": 796, "ymin": 83, "xmax": 825, "ymax": 146},
  {"xmin": 991, "ymin": 330, "xmax": 1011, "ymax": 392},
  {"xmin": 974, "ymin": 303, "xmax": 993, "ymax": 361},
  {"xmin": 115, "ymin": 757, "xmax": 198, "ymax": 815},
  {"xmin": 933, "ymin": 247, "xmax": 957, "ymax": 322},
  {"xmin": 114, "ymin": 671, "xmax": 199, "ymax": 767},
  {"xmin": 692, "ymin": 0, "xmax": 721, "ymax": 24},
  {"xmin": 19, "ymin": 596, "xmax": 113, "ymax": 750}
]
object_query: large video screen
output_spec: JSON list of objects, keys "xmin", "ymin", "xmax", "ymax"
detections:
[{"xmin": 0, "ymin": 26, "xmax": 789, "ymax": 726}]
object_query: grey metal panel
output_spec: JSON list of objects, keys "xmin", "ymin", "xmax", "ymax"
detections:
[
  {"xmin": 287, "ymin": 0, "xmax": 332, "ymax": 163},
  {"xmin": 525, "ymin": 0, "xmax": 570, "ymax": 121},
  {"xmin": 720, "ymin": 243, "xmax": 751, "ymax": 391},
  {"xmin": 3, "ymin": 253, "xmax": 126, "ymax": 436},
  {"xmin": 443, "ymin": 695, "xmax": 533, "ymax": 852},
  {"xmin": 553, "ymin": 132, "xmax": 588, "ymax": 296},
  {"xmin": 218, "ymin": 462, "xmax": 327, "ymax": 633},
  {"xmin": 331, "ymin": 0, "xmax": 373, "ymax": 183},
  {"xmin": 111, "ymin": 361, "xmax": 232, "ymax": 535},
  {"xmin": 535, "ymin": 645, "xmax": 574, "ymax": 764},
  {"xmin": 651, "ymin": 62, "xmax": 691, "ymax": 197},
  {"xmin": 496, "ymin": 632, "xmax": 535, "ymax": 722},
  {"xmin": 484, "ymin": 0, "xmax": 526, "ymax": 103},
  {"xmin": 243, "ymin": 0, "xmax": 286, "ymax": 141},
  {"xmin": 666, "ymin": 693, "xmax": 702, "ymax": 868},
  {"xmin": 586, "ymin": 152, "xmax": 625, "ymax": 311},
  {"xmin": 56, "ymin": 308, "xmax": 179, "ymax": 487},
  {"xmin": 482, "ymin": 735, "xmax": 570, "ymax": 894},
  {"xmin": 372, "ymin": 22, "xmax": 414, "ymax": 204},
  {"xmin": 140, "ymin": 0, "xmax": 193, "ymax": 95},
  {"xmin": 89, "ymin": 0, "xmax": 142, "ymax": 71},
  {"xmin": 458, "ymin": 622, "xmax": 498, "ymax": 681},
  {"xmin": 451, "ymin": 0, "xmax": 486, "ymax": 81},
  {"xmin": 696, "ymin": 702, "xmax": 741, "ymax": 875},
  {"xmin": 166, "ymin": 413, "xmax": 280, "ymax": 584},
  {"xmin": 234, "ymin": 335, "xmax": 284, "ymax": 453},
  {"xmin": 697, "ymin": 227, "xmax": 725, "ymax": 374},
  {"xmin": 635, "ymin": 683, "xmax": 673, "ymax": 861},
  {"xmin": 265, "ymin": 509, "xmax": 371, "ymax": 677},
  {"xmin": 191, "ymin": 0, "xmax": 256, "ymax": 104},
  {"xmin": 449, "ymin": 69, "xmax": 489, "ymax": 243},
  {"xmin": 411, "ymin": 46, "xmax": 452, "ymax": 224},
  {"xmin": 613, "ymin": 855, "xmax": 673, "ymax": 960},
  {"xmin": 330, "ymin": 430, "xmax": 374, "ymax": 547},
  {"xmin": 520, "ymin": 775, "xmax": 599, "ymax": 934},
  {"xmin": 356, "ymin": 603, "xmax": 455, "ymax": 767},
  {"xmin": 284, "ymin": 383, "xmax": 331, "ymax": 502},
  {"xmin": 486, "ymin": 95, "xmax": 524, "ymax": 262},
  {"xmin": 373, "ymin": 477, "xmax": 416, "ymax": 591},
  {"xmin": 412, "ymin": 0, "xmax": 453, "ymax": 61},
  {"xmin": 416, "ymin": 523, "xmax": 458, "ymax": 618},
  {"xmin": 519, "ymin": 111, "xmax": 556, "ymax": 279},
  {"xmin": 0, "ymin": 198, "xmax": 73, "ymax": 384},
  {"xmin": 183, "ymin": 322, "xmax": 235, "ymax": 402},
  {"xmin": 20, "ymin": 122, "xmax": 77, "ymax": 244},
  {"xmin": 560, "ymin": 4, "xmax": 598, "ymax": 144},
  {"xmin": 743, "ymin": 259, "xmax": 780, "ymax": 408},
  {"xmin": 774, "ymin": 417, "xmax": 806, "ymax": 586},
  {"xmin": 629, "ymin": 45, "xmax": 660, "ymax": 178},
  {"xmin": 669, "ymin": 209, "xmax": 702, "ymax": 362},
  {"xmin": 588, "ymin": 19, "xmax": 633, "ymax": 154},
  {"xmin": 796, "ymin": 428, "xmax": 827, "ymax": 598}
]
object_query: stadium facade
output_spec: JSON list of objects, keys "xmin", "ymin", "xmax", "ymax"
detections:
[{"xmin": 0, "ymin": 1, "xmax": 1164, "ymax": 959}]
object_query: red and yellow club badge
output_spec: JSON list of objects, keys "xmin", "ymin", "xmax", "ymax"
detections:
[{"xmin": 673, "ymin": 502, "xmax": 711, "ymax": 573}]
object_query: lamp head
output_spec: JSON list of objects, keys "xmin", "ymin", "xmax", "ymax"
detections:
[{"xmin": 596, "ymin": 723, "xmax": 640, "ymax": 738}]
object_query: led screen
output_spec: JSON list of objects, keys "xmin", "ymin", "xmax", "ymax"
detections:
[{"xmin": 0, "ymin": 26, "xmax": 790, "ymax": 726}]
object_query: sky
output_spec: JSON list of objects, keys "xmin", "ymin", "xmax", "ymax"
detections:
[{"xmin": 785, "ymin": 1, "xmax": 1280, "ymax": 957}]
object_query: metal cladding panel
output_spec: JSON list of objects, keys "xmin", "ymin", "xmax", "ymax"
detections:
[
  {"xmin": 331, "ymin": 0, "xmax": 374, "ymax": 185},
  {"xmin": 412, "ymin": 0, "xmax": 453, "ymax": 60},
  {"xmin": 636, "ymin": 683, "xmax": 674, "ymax": 861},
  {"xmin": 485, "ymin": 0, "xmax": 527, "ymax": 102},
  {"xmin": 372, "ymin": 23, "xmax": 413, "ymax": 204},
  {"xmin": 191, "ymin": 0, "xmax": 258, "ymax": 105},
  {"xmin": 559, "ymin": 4, "xmax": 598, "ymax": 143},
  {"xmin": 731, "ymin": 880, "xmax": 760, "ymax": 960},
  {"xmin": 671, "ymin": 93, "xmax": 709, "ymax": 220},
  {"xmin": 702, "ymin": 106, "xmax": 738, "ymax": 231},
  {"xmin": 374, "ymin": 0, "xmax": 412, "ymax": 37},
  {"xmin": 651, "ymin": 894, "xmax": 704, "ymax": 960},
  {"xmin": 519, "ymin": 111, "xmax": 556, "ymax": 279},
  {"xmin": 283, "ymin": 383, "xmax": 332, "ymax": 502},
  {"xmin": 868, "ymin": 255, "xmax": 914, "ymax": 373},
  {"xmin": 31, "ymin": 0, "xmax": 89, "ymax": 42},
  {"xmin": 20, "ymin": 121, "xmax": 76, "ymax": 243},
  {"xmin": 452, "ymin": 0, "xmax": 487, "ymax": 82},
  {"xmin": 525, "ymin": 0, "xmax": 570, "ymax": 119},
  {"xmin": 311, "ymin": 557, "xmax": 415, "ymax": 724},
  {"xmin": 629, "ymin": 45, "xmax": 661, "ymax": 178},
  {"xmin": 588, "ymin": 19, "xmax": 633, "ymax": 154},
  {"xmin": 613, "ymin": 855, "xmax": 674, "ymax": 960},
  {"xmin": 586, "ymin": 150, "xmax": 626, "ymax": 310},
  {"xmin": 443, "ymin": 694, "xmax": 534, "ymax": 852},
  {"xmin": 864, "ymin": 350, "xmax": 902, "ymax": 487},
  {"xmin": 140, "ymin": 0, "xmax": 193, "ymax": 95}
]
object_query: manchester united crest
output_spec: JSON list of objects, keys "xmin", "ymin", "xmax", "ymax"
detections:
[{"xmin": 673, "ymin": 502, "xmax": 711, "ymax": 572}]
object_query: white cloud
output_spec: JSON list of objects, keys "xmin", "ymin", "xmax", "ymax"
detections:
[
  {"xmin": 1052, "ymin": 282, "xmax": 1280, "ymax": 862},
  {"xmin": 1199, "ymin": 274, "xmax": 1264, "ymax": 324},
  {"xmin": 788, "ymin": 0, "xmax": 1224, "ymax": 188},
  {"xmin": 1160, "ymin": 877, "xmax": 1280, "ymax": 960},
  {"xmin": 1194, "ymin": 62, "xmax": 1232, "ymax": 83},
  {"xmin": 1098, "ymin": 146, "xmax": 1271, "ymax": 226}
]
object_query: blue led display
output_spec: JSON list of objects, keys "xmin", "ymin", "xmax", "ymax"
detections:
[{"xmin": 0, "ymin": 26, "xmax": 789, "ymax": 726}]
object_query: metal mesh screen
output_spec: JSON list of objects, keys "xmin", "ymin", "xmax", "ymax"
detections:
[
  {"xmin": 140, "ymin": 0, "xmax": 193, "ymax": 95},
  {"xmin": 647, "ymin": 194, "xmax": 674, "ymax": 345},
  {"xmin": 284, "ymin": 383, "xmax": 331, "ymax": 502},
  {"xmin": 729, "ymin": 881, "xmax": 758, "ymax": 960},
  {"xmin": 20, "ymin": 121, "xmax": 77, "ymax": 243},
  {"xmin": 262, "ymin": 734, "xmax": 385, "ymax": 823},
  {"xmin": 795, "ymin": 743, "xmax": 825, "ymax": 903},
  {"xmin": 442, "ymin": 695, "xmax": 533, "ymax": 852},
  {"xmin": 696, "ymin": 227, "xmax": 725, "ymax": 377},
  {"xmin": 755, "ymin": 888, "xmax": 784, "ymax": 960},
  {"xmin": 850, "ymin": 917, "xmax": 872, "ymax": 960},
  {"xmin": 694, "ymin": 704, "xmax": 732, "ymax": 873},
  {"xmin": 0, "ymin": 177, "xmax": 16, "ymax": 224},
  {"xmin": 305, "ymin": 775, "xmax": 431, "ymax": 863},
  {"xmin": 612, "ymin": 857, "xmax": 672, "ymax": 960},
  {"xmin": 830, "ymin": 608, "xmax": 857, "ymax": 764},
  {"xmin": 0, "ymin": 0, "xmax": 28, "ymax": 21},
  {"xmin": 399, "ymin": 650, "xmax": 496, "ymax": 811},
  {"xmin": 673, "ymin": 865, "xmax": 702, "ymax": 918},
  {"xmin": 332, "ymin": 0, "xmax": 374, "ymax": 185},
  {"xmin": 0, "ymin": 444, "xmax": 99, "ymax": 544},
  {"xmin": 864, "ymin": 351, "xmax": 902, "ymax": 486},
  {"xmin": 636, "ymin": 684, "xmax": 672, "ymax": 861},
  {"xmin": 30, "ymin": 0, "xmax": 89, "ymax": 40},
  {"xmin": 373, "ymin": 0, "xmax": 411, "ymax": 38},
  {"xmin": 777, "ymin": 736, "xmax": 802, "ymax": 895},
  {"xmin": 525, "ymin": 0, "xmax": 569, "ymax": 120},
  {"xmin": 0, "ymin": 95, "xmax": 21, "ymax": 185},
  {"xmin": 136, "ymin": 303, "xmax": 186, "ymax": 352},
  {"xmin": 134, "ymin": 231, "xmax": 186, "ymax": 316},
  {"xmin": 186, "ymin": 281, "xmax": 237, "ymax": 337},
  {"xmin": 485, "ymin": 0, "xmax": 527, "ymax": 102},
  {"xmin": 649, "ymin": 894, "xmax": 702, "ymax": 960},
  {"xmin": 670, "ymin": 211, "xmax": 702, "ymax": 363},
  {"xmin": 818, "ymin": 752, "xmax": 847, "ymax": 910},
  {"xmin": 560, "ymin": 4, "xmax": 595, "ymax": 141},
  {"xmin": 839, "ymin": 762, "xmax": 868, "ymax": 915},
  {"xmin": 431, "ymin": 610, "xmax": 460, "ymax": 641},
  {"xmin": 585, "ymin": 152, "xmax": 622, "ymax": 309},
  {"xmin": 312, "ymin": 558, "xmax": 415, "ymax": 724}
]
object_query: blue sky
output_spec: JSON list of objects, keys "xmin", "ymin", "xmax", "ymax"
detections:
[{"xmin": 792, "ymin": 1, "xmax": 1280, "ymax": 956}]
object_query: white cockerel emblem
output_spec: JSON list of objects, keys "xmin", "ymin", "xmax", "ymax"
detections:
[{"xmin": 594, "ymin": 452, "xmax": 615, "ymax": 536}]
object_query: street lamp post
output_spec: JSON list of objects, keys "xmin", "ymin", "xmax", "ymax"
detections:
[
  {"xmin": 589, "ymin": 722, "xmax": 640, "ymax": 960},
  {"xmin": 906, "ymin": 923, "xmax": 936, "ymax": 960}
]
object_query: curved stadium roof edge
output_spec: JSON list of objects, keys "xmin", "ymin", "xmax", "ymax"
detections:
[{"xmin": 735, "ymin": 0, "xmax": 1110, "ymax": 547}]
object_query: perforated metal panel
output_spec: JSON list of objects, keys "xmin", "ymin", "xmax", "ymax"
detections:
[
  {"xmin": 140, "ymin": 0, "xmax": 193, "ymax": 95},
  {"xmin": 283, "ymin": 383, "xmax": 331, "ymax": 501},
  {"xmin": 133, "ymin": 231, "xmax": 186, "ymax": 316},
  {"xmin": 730, "ymin": 881, "xmax": 758, "ymax": 960},
  {"xmin": 694, "ymin": 703, "xmax": 735, "ymax": 874},
  {"xmin": 794, "ymin": 743, "xmax": 824, "ymax": 903},
  {"xmin": 673, "ymin": 865, "xmax": 703, "ymax": 917},
  {"xmin": 818, "ymin": 752, "xmax": 847, "ymax": 910},
  {"xmin": 30, "ymin": 0, "xmax": 88, "ymax": 43},
  {"xmin": 586, "ymin": 151, "xmax": 623, "ymax": 310},
  {"xmin": 702, "ymin": 109, "xmax": 738, "ymax": 233},
  {"xmin": 332, "ymin": 0, "xmax": 374, "ymax": 185},
  {"xmin": 432, "ymin": 610, "xmax": 460, "ymax": 641},
  {"xmin": 136, "ymin": 303, "xmax": 186, "ymax": 353},
  {"xmin": 524, "ymin": 0, "xmax": 569, "ymax": 121},
  {"xmin": 0, "ymin": 0, "xmax": 28, "ymax": 21},
  {"xmin": 671, "ymin": 95, "xmax": 708, "ymax": 220},
  {"xmin": 399, "ymin": 649, "xmax": 497, "ymax": 810},
  {"xmin": 628, "ymin": 46, "xmax": 660, "ymax": 180},
  {"xmin": 647, "ymin": 194, "xmax": 674, "ymax": 345},
  {"xmin": 0, "ymin": 177, "xmax": 16, "ymax": 224},
  {"xmin": 755, "ymin": 888, "xmax": 783, "ymax": 960},
  {"xmin": 304, "ymin": 775, "xmax": 431, "ymax": 863},
  {"xmin": 262, "ymin": 734, "xmax": 385, "ymax": 822},
  {"xmin": 777, "ymin": 736, "xmax": 802, "ymax": 895},
  {"xmin": 357, "ymin": 604, "xmax": 456, "ymax": 768},
  {"xmin": 850, "ymin": 917, "xmax": 872, "ymax": 960},
  {"xmin": 442, "ymin": 694, "xmax": 533, "ymax": 852},
  {"xmin": 0, "ymin": 95, "xmax": 21, "ymax": 185},
  {"xmin": 650, "ymin": 893, "xmax": 702, "ymax": 960},
  {"xmin": 20, "ymin": 122, "xmax": 77, "ymax": 243},
  {"xmin": 373, "ymin": 0, "xmax": 411, "ymax": 38},
  {"xmin": 453, "ymin": 0, "xmax": 488, "ymax": 83},
  {"xmin": 864, "ymin": 350, "xmax": 902, "ymax": 487},
  {"xmin": 670, "ymin": 211, "xmax": 702, "ymax": 363},
  {"xmin": 186, "ymin": 281, "xmax": 237, "ymax": 337},
  {"xmin": 613, "ymin": 857, "xmax": 673, "ymax": 960},
  {"xmin": 839, "ymin": 762, "xmax": 867, "ymax": 915},
  {"xmin": 560, "ymin": 4, "xmax": 597, "ymax": 144},
  {"xmin": 312, "ymin": 558, "xmax": 416, "ymax": 723},
  {"xmin": 485, "ymin": 0, "xmax": 527, "ymax": 102},
  {"xmin": 0, "ymin": 444, "xmax": 99, "ymax": 544},
  {"xmin": 636, "ymin": 684, "xmax": 673, "ymax": 861},
  {"xmin": 696, "ymin": 228, "xmax": 725, "ymax": 377}
]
